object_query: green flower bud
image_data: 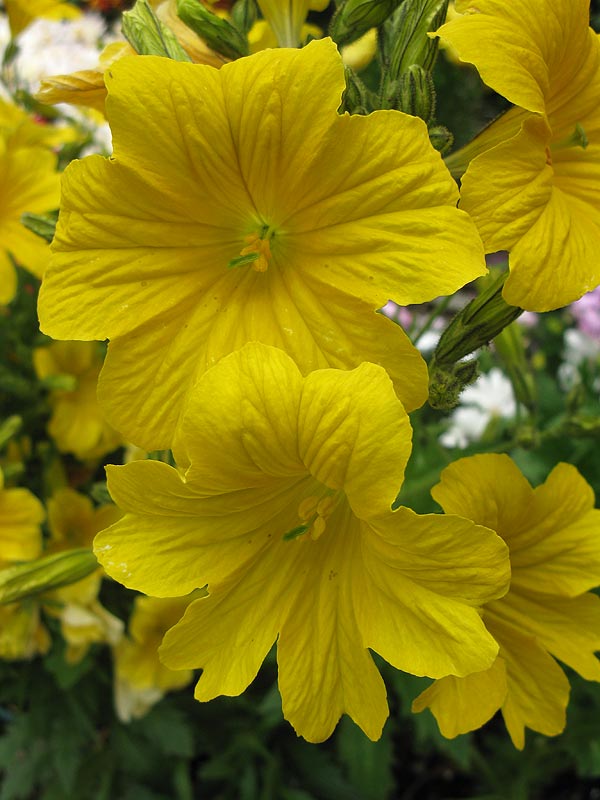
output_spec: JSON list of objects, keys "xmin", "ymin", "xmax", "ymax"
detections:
[
  {"xmin": 396, "ymin": 64, "xmax": 435, "ymax": 122},
  {"xmin": 381, "ymin": 0, "xmax": 448, "ymax": 77},
  {"xmin": 123, "ymin": 0, "xmax": 192, "ymax": 61},
  {"xmin": 231, "ymin": 0, "xmax": 258, "ymax": 35},
  {"xmin": 433, "ymin": 272, "xmax": 523, "ymax": 368},
  {"xmin": 428, "ymin": 124, "xmax": 454, "ymax": 154},
  {"xmin": 340, "ymin": 65, "xmax": 374, "ymax": 114},
  {"xmin": 0, "ymin": 549, "xmax": 98, "ymax": 605},
  {"xmin": 428, "ymin": 359, "xmax": 479, "ymax": 411},
  {"xmin": 330, "ymin": 0, "xmax": 403, "ymax": 47},
  {"xmin": 177, "ymin": 0, "xmax": 248, "ymax": 59}
]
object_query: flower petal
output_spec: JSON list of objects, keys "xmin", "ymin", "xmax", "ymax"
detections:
[
  {"xmin": 299, "ymin": 361, "xmax": 412, "ymax": 518},
  {"xmin": 355, "ymin": 508, "xmax": 509, "ymax": 678},
  {"xmin": 486, "ymin": 613, "xmax": 570, "ymax": 749},
  {"xmin": 96, "ymin": 460, "xmax": 307, "ymax": 595},
  {"xmin": 491, "ymin": 590, "xmax": 600, "ymax": 682},
  {"xmin": 411, "ymin": 657, "xmax": 507, "ymax": 738},
  {"xmin": 440, "ymin": 0, "xmax": 591, "ymax": 114}
]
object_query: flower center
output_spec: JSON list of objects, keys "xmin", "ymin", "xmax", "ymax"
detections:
[
  {"xmin": 283, "ymin": 491, "xmax": 342, "ymax": 542},
  {"xmin": 228, "ymin": 226, "xmax": 274, "ymax": 272}
]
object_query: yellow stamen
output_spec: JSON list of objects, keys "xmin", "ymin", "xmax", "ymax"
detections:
[{"xmin": 236, "ymin": 229, "xmax": 273, "ymax": 273}]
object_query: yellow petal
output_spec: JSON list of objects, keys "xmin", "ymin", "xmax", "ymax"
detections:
[
  {"xmin": 0, "ymin": 484, "xmax": 45, "ymax": 564},
  {"xmin": 492, "ymin": 590, "xmax": 600, "ymax": 682},
  {"xmin": 432, "ymin": 453, "xmax": 533, "ymax": 534},
  {"xmin": 36, "ymin": 71, "xmax": 109, "ymax": 115},
  {"xmin": 97, "ymin": 460, "xmax": 309, "ymax": 595},
  {"xmin": 412, "ymin": 657, "xmax": 507, "ymax": 738},
  {"xmin": 299, "ymin": 361, "xmax": 412, "ymax": 518},
  {"xmin": 355, "ymin": 508, "xmax": 509, "ymax": 678},
  {"xmin": 438, "ymin": 0, "xmax": 591, "ymax": 115},
  {"xmin": 486, "ymin": 613, "xmax": 570, "ymax": 749}
]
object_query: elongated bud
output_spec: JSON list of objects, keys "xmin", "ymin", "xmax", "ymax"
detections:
[
  {"xmin": 433, "ymin": 272, "xmax": 523, "ymax": 367},
  {"xmin": 330, "ymin": 0, "xmax": 403, "ymax": 47},
  {"xmin": 396, "ymin": 64, "xmax": 435, "ymax": 121},
  {"xmin": 340, "ymin": 65, "xmax": 374, "ymax": 114},
  {"xmin": 177, "ymin": 0, "xmax": 248, "ymax": 59},
  {"xmin": 0, "ymin": 549, "xmax": 98, "ymax": 605},
  {"xmin": 21, "ymin": 212, "xmax": 57, "ymax": 243},
  {"xmin": 381, "ymin": 0, "xmax": 448, "ymax": 77},
  {"xmin": 231, "ymin": 0, "xmax": 258, "ymax": 35},
  {"xmin": 428, "ymin": 272, "xmax": 523, "ymax": 409},
  {"xmin": 122, "ymin": 0, "xmax": 192, "ymax": 61}
]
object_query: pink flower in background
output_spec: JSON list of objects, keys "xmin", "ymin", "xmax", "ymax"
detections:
[{"xmin": 571, "ymin": 288, "xmax": 600, "ymax": 339}]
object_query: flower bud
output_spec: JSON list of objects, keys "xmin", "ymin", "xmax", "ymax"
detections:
[
  {"xmin": 177, "ymin": 0, "xmax": 248, "ymax": 59},
  {"xmin": 330, "ymin": 0, "xmax": 403, "ymax": 47},
  {"xmin": 0, "ymin": 549, "xmax": 99, "ymax": 605},
  {"xmin": 381, "ymin": 0, "xmax": 448, "ymax": 77},
  {"xmin": 396, "ymin": 64, "xmax": 435, "ymax": 122},
  {"xmin": 123, "ymin": 0, "xmax": 192, "ymax": 61}
]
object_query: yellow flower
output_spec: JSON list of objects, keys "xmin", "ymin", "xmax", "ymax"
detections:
[
  {"xmin": 4, "ymin": 0, "xmax": 80, "ymax": 36},
  {"xmin": 0, "ymin": 98, "xmax": 76, "ymax": 149},
  {"xmin": 438, "ymin": 0, "xmax": 600, "ymax": 311},
  {"xmin": 0, "ymin": 469, "xmax": 48, "ymax": 660},
  {"xmin": 0, "ymin": 132, "xmax": 60, "ymax": 304},
  {"xmin": 43, "ymin": 487, "xmax": 124, "ymax": 662},
  {"xmin": 39, "ymin": 40, "xmax": 486, "ymax": 449},
  {"xmin": 0, "ymin": 602, "xmax": 50, "ymax": 660},
  {"xmin": 113, "ymin": 594, "xmax": 196, "ymax": 722},
  {"xmin": 256, "ymin": 0, "xmax": 328, "ymax": 46},
  {"xmin": 33, "ymin": 341, "xmax": 122, "ymax": 460},
  {"xmin": 0, "ymin": 467, "xmax": 45, "ymax": 567},
  {"xmin": 95, "ymin": 343, "xmax": 510, "ymax": 742},
  {"xmin": 412, "ymin": 454, "xmax": 600, "ymax": 749}
]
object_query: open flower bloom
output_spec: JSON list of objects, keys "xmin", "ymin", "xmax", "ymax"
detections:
[
  {"xmin": 0, "ymin": 467, "xmax": 45, "ymax": 566},
  {"xmin": 33, "ymin": 341, "xmax": 122, "ymax": 460},
  {"xmin": 43, "ymin": 487, "xmax": 124, "ymax": 662},
  {"xmin": 114, "ymin": 594, "xmax": 197, "ymax": 723},
  {"xmin": 4, "ymin": 0, "xmax": 80, "ymax": 37},
  {"xmin": 413, "ymin": 454, "xmax": 600, "ymax": 749},
  {"xmin": 438, "ymin": 0, "xmax": 600, "ymax": 311},
  {"xmin": 39, "ymin": 39, "xmax": 487, "ymax": 449},
  {"xmin": 0, "ymin": 131, "xmax": 60, "ymax": 304},
  {"xmin": 95, "ymin": 343, "xmax": 510, "ymax": 742}
]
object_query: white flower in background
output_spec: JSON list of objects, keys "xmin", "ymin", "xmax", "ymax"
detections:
[
  {"xmin": 440, "ymin": 368, "xmax": 516, "ymax": 449},
  {"xmin": 1, "ymin": 13, "xmax": 119, "ymax": 154},
  {"xmin": 558, "ymin": 329, "xmax": 600, "ymax": 391},
  {"xmin": 10, "ymin": 14, "xmax": 111, "ymax": 88}
]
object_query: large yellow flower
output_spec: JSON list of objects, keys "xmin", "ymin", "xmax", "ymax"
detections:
[
  {"xmin": 0, "ymin": 132, "xmax": 60, "ymax": 304},
  {"xmin": 39, "ymin": 39, "xmax": 486, "ymax": 449},
  {"xmin": 413, "ymin": 454, "xmax": 600, "ymax": 749},
  {"xmin": 94, "ymin": 344, "xmax": 510, "ymax": 742},
  {"xmin": 438, "ymin": 0, "xmax": 600, "ymax": 311},
  {"xmin": 33, "ymin": 341, "xmax": 122, "ymax": 460}
]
